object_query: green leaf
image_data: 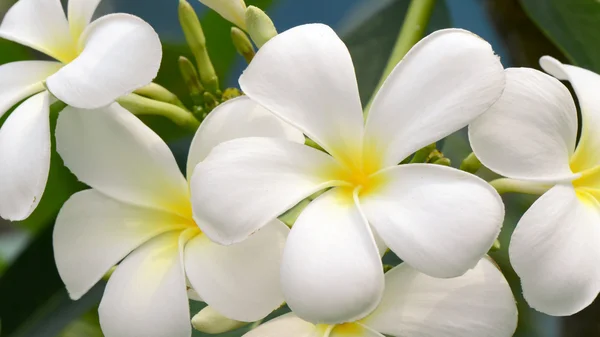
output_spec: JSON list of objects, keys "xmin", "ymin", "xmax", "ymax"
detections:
[
  {"xmin": 0, "ymin": 224, "xmax": 105, "ymax": 337},
  {"xmin": 342, "ymin": 0, "xmax": 452, "ymax": 104},
  {"xmin": 519, "ymin": 0, "xmax": 600, "ymax": 72}
]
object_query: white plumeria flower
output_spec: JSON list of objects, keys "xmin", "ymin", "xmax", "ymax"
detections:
[
  {"xmin": 242, "ymin": 258, "xmax": 517, "ymax": 337},
  {"xmin": 191, "ymin": 24, "xmax": 507, "ymax": 324},
  {"xmin": 199, "ymin": 0, "xmax": 247, "ymax": 29},
  {"xmin": 53, "ymin": 97, "xmax": 304, "ymax": 337},
  {"xmin": 469, "ymin": 56, "xmax": 600, "ymax": 316},
  {"xmin": 0, "ymin": 0, "xmax": 162, "ymax": 221}
]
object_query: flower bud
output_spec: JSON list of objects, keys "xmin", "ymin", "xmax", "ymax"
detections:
[
  {"xmin": 459, "ymin": 152, "xmax": 482, "ymax": 174},
  {"xmin": 199, "ymin": 0, "xmax": 247, "ymax": 30},
  {"xmin": 245, "ymin": 6, "xmax": 277, "ymax": 48},
  {"xmin": 178, "ymin": 56, "xmax": 205, "ymax": 105},
  {"xmin": 179, "ymin": 0, "xmax": 219, "ymax": 93},
  {"xmin": 231, "ymin": 27, "xmax": 255, "ymax": 63},
  {"xmin": 191, "ymin": 306, "xmax": 248, "ymax": 334}
]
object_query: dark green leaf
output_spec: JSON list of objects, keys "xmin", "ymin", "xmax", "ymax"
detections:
[
  {"xmin": 519, "ymin": 0, "xmax": 600, "ymax": 72},
  {"xmin": 342, "ymin": 0, "xmax": 452, "ymax": 104}
]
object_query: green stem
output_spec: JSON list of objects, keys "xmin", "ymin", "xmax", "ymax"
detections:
[
  {"xmin": 118, "ymin": 93, "xmax": 200, "ymax": 132},
  {"xmin": 364, "ymin": 0, "xmax": 436, "ymax": 116},
  {"xmin": 489, "ymin": 178, "xmax": 551, "ymax": 195},
  {"xmin": 134, "ymin": 83, "xmax": 188, "ymax": 111}
]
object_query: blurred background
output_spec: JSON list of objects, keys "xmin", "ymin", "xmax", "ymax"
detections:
[{"xmin": 0, "ymin": 0, "xmax": 596, "ymax": 336}]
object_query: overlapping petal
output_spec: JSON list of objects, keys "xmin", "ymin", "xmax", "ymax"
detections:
[
  {"xmin": 56, "ymin": 103, "xmax": 191, "ymax": 218},
  {"xmin": 199, "ymin": 0, "xmax": 247, "ymax": 29},
  {"xmin": 281, "ymin": 188, "xmax": 384, "ymax": 324},
  {"xmin": 54, "ymin": 190, "xmax": 190, "ymax": 300},
  {"xmin": 239, "ymin": 24, "xmax": 364, "ymax": 165},
  {"xmin": 362, "ymin": 258, "xmax": 517, "ymax": 337},
  {"xmin": 469, "ymin": 68, "xmax": 578, "ymax": 181},
  {"xmin": 0, "ymin": 61, "xmax": 62, "ymax": 118},
  {"xmin": 99, "ymin": 231, "xmax": 191, "ymax": 337},
  {"xmin": 0, "ymin": 92, "xmax": 51, "ymax": 221},
  {"xmin": 330, "ymin": 324, "xmax": 384, "ymax": 337},
  {"xmin": 184, "ymin": 220, "xmax": 288, "ymax": 322},
  {"xmin": 509, "ymin": 184, "xmax": 600, "ymax": 316},
  {"xmin": 68, "ymin": 0, "xmax": 102, "ymax": 41},
  {"xmin": 0, "ymin": 0, "xmax": 75, "ymax": 63},
  {"xmin": 186, "ymin": 96, "xmax": 303, "ymax": 179},
  {"xmin": 242, "ymin": 314, "xmax": 319, "ymax": 337},
  {"xmin": 46, "ymin": 14, "xmax": 162, "ymax": 109},
  {"xmin": 360, "ymin": 164, "xmax": 503, "ymax": 278},
  {"xmin": 364, "ymin": 29, "xmax": 505, "ymax": 166},
  {"xmin": 541, "ymin": 56, "xmax": 600, "ymax": 172},
  {"xmin": 191, "ymin": 137, "xmax": 342, "ymax": 245}
]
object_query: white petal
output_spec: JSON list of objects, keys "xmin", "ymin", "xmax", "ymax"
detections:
[
  {"xmin": 510, "ymin": 184, "xmax": 600, "ymax": 316},
  {"xmin": 185, "ymin": 219, "xmax": 288, "ymax": 322},
  {"xmin": 541, "ymin": 56, "xmax": 600, "ymax": 172},
  {"xmin": 0, "ymin": 0, "xmax": 75, "ymax": 63},
  {"xmin": 362, "ymin": 258, "xmax": 517, "ymax": 337},
  {"xmin": 54, "ymin": 189, "xmax": 190, "ymax": 300},
  {"xmin": 46, "ymin": 13, "xmax": 162, "ymax": 109},
  {"xmin": 199, "ymin": 0, "xmax": 247, "ymax": 29},
  {"xmin": 99, "ymin": 231, "xmax": 191, "ymax": 337},
  {"xmin": 364, "ymin": 29, "xmax": 505, "ymax": 166},
  {"xmin": 68, "ymin": 0, "xmax": 102, "ymax": 41},
  {"xmin": 242, "ymin": 314, "xmax": 319, "ymax": 337},
  {"xmin": 281, "ymin": 188, "xmax": 384, "ymax": 324},
  {"xmin": 0, "ymin": 61, "xmax": 62, "ymax": 119},
  {"xmin": 0, "ymin": 92, "xmax": 51, "ymax": 221},
  {"xmin": 56, "ymin": 103, "xmax": 191, "ymax": 218},
  {"xmin": 186, "ymin": 96, "xmax": 304, "ymax": 180},
  {"xmin": 239, "ymin": 24, "xmax": 364, "ymax": 165},
  {"xmin": 469, "ymin": 67, "xmax": 578, "ymax": 181},
  {"xmin": 360, "ymin": 164, "xmax": 503, "ymax": 278},
  {"xmin": 191, "ymin": 137, "xmax": 342, "ymax": 245}
]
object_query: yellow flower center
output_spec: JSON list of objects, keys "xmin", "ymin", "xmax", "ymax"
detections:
[
  {"xmin": 331, "ymin": 143, "xmax": 387, "ymax": 200},
  {"xmin": 315, "ymin": 322, "xmax": 369, "ymax": 336}
]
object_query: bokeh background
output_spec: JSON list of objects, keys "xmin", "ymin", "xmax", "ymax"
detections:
[{"xmin": 0, "ymin": 0, "xmax": 596, "ymax": 336}]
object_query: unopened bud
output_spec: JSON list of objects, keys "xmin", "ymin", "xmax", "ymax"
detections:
[
  {"xmin": 134, "ymin": 83, "xmax": 187, "ymax": 110},
  {"xmin": 231, "ymin": 27, "xmax": 255, "ymax": 63},
  {"xmin": 191, "ymin": 306, "xmax": 248, "ymax": 334},
  {"xmin": 199, "ymin": 0, "xmax": 247, "ymax": 30},
  {"xmin": 409, "ymin": 143, "xmax": 436, "ymax": 164},
  {"xmin": 245, "ymin": 6, "xmax": 277, "ymax": 48},
  {"xmin": 432, "ymin": 157, "xmax": 451, "ymax": 166},
  {"xmin": 179, "ymin": 0, "xmax": 220, "ymax": 93},
  {"xmin": 178, "ymin": 56, "xmax": 205, "ymax": 105},
  {"xmin": 221, "ymin": 87, "xmax": 243, "ymax": 102},
  {"xmin": 459, "ymin": 152, "xmax": 482, "ymax": 174}
]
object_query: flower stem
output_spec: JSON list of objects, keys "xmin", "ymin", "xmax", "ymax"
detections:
[
  {"xmin": 489, "ymin": 178, "xmax": 551, "ymax": 195},
  {"xmin": 364, "ymin": 0, "xmax": 437, "ymax": 116},
  {"xmin": 118, "ymin": 93, "xmax": 200, "ymax": 132}
]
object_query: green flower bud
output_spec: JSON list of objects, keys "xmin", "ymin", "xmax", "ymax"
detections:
[
  {"xmin": 245, "ymin": 6, "xmax": 277, "ymax": 48},
  {"xmin": 231, "ymin": 27, "xmax": 255, "ymax": 63}
]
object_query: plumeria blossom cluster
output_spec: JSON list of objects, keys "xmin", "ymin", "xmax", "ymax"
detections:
[{"xmin": 1, "ymin": 0, "xmax": 597, "ymax": 336}]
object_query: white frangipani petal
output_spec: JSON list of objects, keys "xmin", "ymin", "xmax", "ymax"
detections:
[
  {"xmin": 56, "ymin": 103, "xmax": 191, "ymax": 218},
  {"xmin": 185, "ymin": 220, "xmax": 288, "ymax": 322},
  {"xmin": 0, "ymin": 0, "xmax": 75, "ymax": 63},
  {"xmin": 191, "ymin": 137, "xmax": 342, "ymax": 245},
  {"xmin": 68, "ymin": 0, "xmax": 102, "ymax": 41},
  {"xmin": 509, "ymin": 184, "xmax": 600, "ymax": 316},
  {"xmin": 239, "ymin": 24, "xmax": 365, "ymax": 164},
  {"xmin": 242, "ymin": 314, "xmax": 319, "ymax": 337},
  {"xmin": 46, "ymin": 13, "xmax": 162, "ymax": 109},
  {"xmin": 360, "ymin": 164, "xmax": 503, "ymax": 278},
  {"xmin": 281, "ymin": 189, "xmax": 384, "ymax": 324},
  {"xmin": 469, "ymin": 68, "xmax": 578, "ymax": 181},
  {"xmin": 0, "ymin": 92, "xmax": 51, "ymax": 221},
  {"xmin": 541, "ymin": 56, "xmax": 600, "ymax": 172},
  {"xmin": 364, "ymin": 29, "xmax": 505, "ymax": 166},
  {"xmin": 186, "ymin": 96, "xmax": 303, "ymax": 180},
  {"xmin": 199, "ymin": 0, "xmax": 247, "ymax": 30},
  {"xmin": 99, "ymin": 231, "xmax": 191, "ymax": 337},
  {"xmin": 54, "ymin": 190, "xmax": 190, "ymax": 300},
  {"xmin": 0, "ymin": 61, "xmax": 62, "ymax": 119},
  {"xmin": 362, "ymin": 258, "xmax": 517, "ymax": 337}
]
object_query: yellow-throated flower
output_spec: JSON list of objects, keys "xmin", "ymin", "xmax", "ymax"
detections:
[
  {"xmin": 0, "ymin": 0, "xmax": 162, "ymax": 220},
  {"xmin": 470, "ymin": 56, "xmax": 600, "ymax": 316},
  {"xmin": 53, "ymin": 97, "xmax": 304, "ymax": 337},
  {"xmin": 191, "ymin": 24, "xmax": 507, "ymax": 324},
  {"xmin": 241, "ymin": 258, "xmax": 517, "ymax": 337}
]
